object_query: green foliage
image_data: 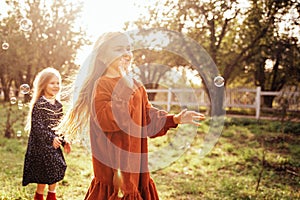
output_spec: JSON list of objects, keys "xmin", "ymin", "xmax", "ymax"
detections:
[
  {"xmin": 127, "ymin": 0, "xmax": 300, "ymax": 112},
  {"xmin": 0, "ymin": 101, "xmax": 28, "ymax": 138},
  {"xmin": 0, "ymin": 0, "xmax": 90, "ymax": 101}
]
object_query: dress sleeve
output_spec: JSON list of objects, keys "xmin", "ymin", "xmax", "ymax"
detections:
[
  {"xmin": 94, "ymin": 78, "xmax": 135, "ymax": 133},
  {"xmin": 142, "ymin": 87, "xmax": 178, "ymax": 138},
  {"xmin": 31, "ymin": 103, "xmax": 56, "ymax": 147}
]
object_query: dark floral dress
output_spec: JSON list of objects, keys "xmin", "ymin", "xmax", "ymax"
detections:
[{"xmin": 22, "ymin": 96, "xmax": 67, "ymax": 186}]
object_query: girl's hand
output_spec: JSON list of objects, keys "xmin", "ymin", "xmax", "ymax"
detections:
[
  {"xmin": 53, "ymin": 137, "xmax": 61, "ymax": 149},
  {"xmin": 64, "ymin": 142, "xmax": 72, "ymax": 154},
  {"xmin": 122, "ymin": 75, "xmax": 134, "ymax": 89},
  {"xmin": 119, "ymin": 58, "xmax": 134, "ymax": 88},
  {"xmin": 173, "ymin": 109, "xmax": 205, "ymax": 126}
]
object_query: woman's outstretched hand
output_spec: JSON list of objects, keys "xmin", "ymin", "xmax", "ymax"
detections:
[{"xmin": 173, "ymin": 109, "xmax": 205, "ymax": 126}]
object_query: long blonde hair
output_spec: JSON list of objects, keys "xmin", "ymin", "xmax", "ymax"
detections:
[
  {"xmin": 58, "ymin": 32, "xmax": 125, "ymax": 139},
  {"xmin": 25, "ymin": 67, "xmax": 62, "ymax": 132}
]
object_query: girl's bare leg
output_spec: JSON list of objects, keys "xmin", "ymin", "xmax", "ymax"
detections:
[
  {"xmin": 48, "ymin": 183, "xmax": 57, "ymax": 192},
  {"xmin": 47, "ymin": 183, "xmax": 57, "ymax": 200},
  {"xmin": 36, "ymin": 184, "xmax": 46, "ymax": 194}
]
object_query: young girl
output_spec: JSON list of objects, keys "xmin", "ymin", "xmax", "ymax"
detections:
[
  {"xmin": 59, "ymin": 32, "xmax": 205, "ymax": 199},
  {"xmin": 22, "ymin": 67, "xmax": 71, "ymax": 200}
]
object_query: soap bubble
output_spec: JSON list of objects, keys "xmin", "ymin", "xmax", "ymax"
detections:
[
  {"xmin": 2, "ymin": 42, "xmax": 9, "ymax": 50},
  {"xmin": 18, "ymin": 100, "xmax": 23, "ymax": 110},
  {"xmin": 20, "ymin": 84, "xmax": 30, "ymax": 94},
  {"xmin": 16, "ymin": 130, "xmax": 22, "ymax": 137},
  {"xmin": 214, "ymin": 76, "xmax": 225, "ymax": 87},
  {"xmin": 10, "ymin": 97, "xmax": 17, "ymax": 104},
  {"xmin": 19, "ymin": 18, "xmax": 33, "ymax": 32}
]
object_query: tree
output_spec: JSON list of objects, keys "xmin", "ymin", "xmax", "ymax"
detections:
[
  {"xmin": 0, "ymin": 13, "xmax": 28, "ymax": 101},
  {"xmin": 241, "ymin": 0, "xmax": 300, "ymax": 107},
  {"xmin": 247, "ymin": 35, "xmax": 300, "ymax": 107},
  {"xmin": 126, "ymin": 0, "xmax": 299, "ymax": 109},
  {"xmin": 126, "ymin": 0, "xmax": 244, "ymax": 85},
  {"xmin": 0, "ymin": 0, "xmax": 90, "ymax": 102},
  {"xmin": 132, "ymin": 48, "xmax": 189, "ymax": 100}
]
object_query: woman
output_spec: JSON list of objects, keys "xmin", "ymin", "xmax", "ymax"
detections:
[{"xmin": 60, "ymin": 32, "xmax": 204, "ymax": 199}]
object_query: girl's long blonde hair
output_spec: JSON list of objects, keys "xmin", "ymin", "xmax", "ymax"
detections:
[
  {"xmin": 58, "ymin": 32, "xmax": 125, "ymax": 139},
  {"xmin": 25, "ymin": 67, "xmax": 62, "ymax": 132}
]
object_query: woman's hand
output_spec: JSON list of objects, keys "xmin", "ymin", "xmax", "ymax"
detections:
[
  {"xmin": 173, "ymin": 109, "xmax": 205, "ymax": 126},
  {"xmin": 53, "ymin": 137, "xmax": 62, "ymax": 149}
]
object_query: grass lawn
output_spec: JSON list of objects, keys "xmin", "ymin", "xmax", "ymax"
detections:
[{"xmin": 0, "ymin": 102, "xmax": 299, "ymax": 199}]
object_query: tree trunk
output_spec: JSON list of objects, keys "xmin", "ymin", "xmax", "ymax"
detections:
[
  {"xmin": 24, "ymin": 64, "xmax": 33, "ymax": 102},
  {"xmin": 4, "ymin": 129, "xmax": 13, "ymax": 138},
  {"xmin": 263, "ymin": 95, "xmax": 275, "ymax": 108},
  {"xmin": 3, "ymin": 87, "xmax": 10, "ymax": 102},
  {"xmin": 4, "ymin": 107, "xmax": 13, "ymax": 138},
  {"xmin": 144, "ymin": 83, "xmax": 159, "ymax": 101}
]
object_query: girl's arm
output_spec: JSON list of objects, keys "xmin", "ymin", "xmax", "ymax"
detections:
[
  {"xmin": 143, "ymin": 88, "xmax": 205, "ymax": 138},
  {"xmin": 143, "ymin": 88, "xmax": 178, "ymax": 138},
  {"xmin": 94, "ymin": 77, "xmax": 135, "ymax": 133}
]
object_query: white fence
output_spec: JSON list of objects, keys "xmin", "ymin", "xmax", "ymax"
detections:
[
  {"xmin": 1, "ymin": 86, "xmax": 299, "ymax": 119},
  {"xmin": 146, "ymin": 87, "xmax": 300, "ymax": 119}
]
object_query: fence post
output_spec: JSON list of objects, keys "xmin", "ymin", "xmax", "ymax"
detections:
[
  {"xmin": 255, "ymin": 86, "xmax": 261, "ymax": 119},
  {"xmin": 167, "ymin": 88, "xmax": 172, "ymax": 112}
]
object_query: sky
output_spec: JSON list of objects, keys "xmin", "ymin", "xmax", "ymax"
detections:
[
  {"xmin": 80, "ymin": 0, "xmax": 141, "ymax": 36},
  {"xmin": 76, "ymin": 0, "xmax": 150, "ymax": 64},
  {"xmin": 0, "ymin": 0, "xmax": 148, "ymax": 64},
  {"xmin": 0, "ymin": 0, "xmax": 144, "ymax": 34}
]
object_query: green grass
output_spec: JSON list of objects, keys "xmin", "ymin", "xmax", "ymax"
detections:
[
  {"xmin": 0, "ymin": 103, "xmax": 299, "ymax": 199},
  {"xmin": 0, "ymin": 136, "xmax": 93, "ymax": 200}
]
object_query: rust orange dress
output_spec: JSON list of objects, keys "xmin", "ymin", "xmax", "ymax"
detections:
[{"xmin": 84, "ymin": 76, "xmax": 178, "ymax": 200}]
